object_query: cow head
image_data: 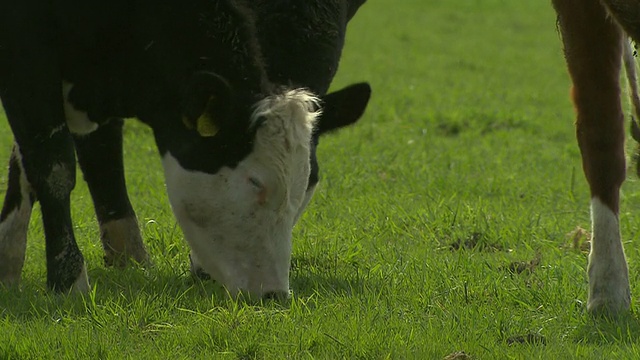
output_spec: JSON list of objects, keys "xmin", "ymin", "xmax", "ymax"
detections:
[
  {"xmin": 156, "ymin": 71, "xmax": 319, "ymax": 299},
  {"xmin": 153, "ymin": 0, "xmax": 371, "ymax": 299}
]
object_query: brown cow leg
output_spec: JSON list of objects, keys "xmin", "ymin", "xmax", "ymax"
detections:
[{"xmin": 553, "ymin": 0, "xmax": 630, "ymax": 316}]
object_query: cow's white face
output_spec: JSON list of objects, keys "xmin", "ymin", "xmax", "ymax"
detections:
[{"xmin": 162, "ymin": 90, "xmax": 318, "ymax": 299}]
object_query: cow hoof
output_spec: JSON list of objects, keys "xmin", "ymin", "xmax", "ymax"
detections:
[
  {"xmin": 0, "ymin": 274, "xmax": 20, "ymax": 289},
  {"xmin": 587, "ymin": 299, "xmax": 631, "ymax": 318},
  {"xmin": 71, "ymin": 263, "xmax": 91, "ymax": 294},
  {"xmin": 103, "ymin": 251, "xmax": 150, "ymax": 268},
  {"xmin": 587, "ymin": 278, "xmax": 631, "ymax": 317},
  {"xmin": 0, "ymin": 252, "xmax": 24, "ymax": 288},
  {"xmin": 100, "ymin": 217, "xmax": 149, "ymax": 268},
  {"xmin": 189, "ymin": 253, "xmax": 211, "ymax": 281}
]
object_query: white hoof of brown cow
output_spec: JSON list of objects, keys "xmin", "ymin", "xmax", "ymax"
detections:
[
  {"xmin": 587, "ymin": 199, "xmax": 631, "ymax": 317},
  {"xmin": 587, "ymin": 276, "xmax": 631, "ymax": 317}
]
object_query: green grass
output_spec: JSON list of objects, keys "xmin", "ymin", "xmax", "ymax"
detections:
[{"xmin": 3, "ymin": 0, "xmax": 640, "ymax": 358}]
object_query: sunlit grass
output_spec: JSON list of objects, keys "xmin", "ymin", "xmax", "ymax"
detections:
[{"xmin": 3, "ymin": 0, "xmax": 640, "ymax": 358}]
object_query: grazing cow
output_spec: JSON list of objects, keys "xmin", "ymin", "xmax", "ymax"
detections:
[
  {"xmin": 189, "ymin": 0, "xmax": 372, "ymax": 280},
  {"xmin": 552, "ymin": 0, "xmax": 640, "ymax": 315},
  {"xmin": 0, "ymin": 0, "xmax": 368, "ymax": 299}
]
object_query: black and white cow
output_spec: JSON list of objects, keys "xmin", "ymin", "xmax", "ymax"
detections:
[{"xmin": 0, "ymin": 0, "xmax": 369, "ymax": 299}]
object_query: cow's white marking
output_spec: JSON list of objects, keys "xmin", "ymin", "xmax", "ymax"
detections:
[
  {"xmin": 71, "ymin": 262, "xmax": 90, "ymax": 293},
  {"xmin": 46, "ymin": 163, "xmax": 74, "ymax": 200},
  {"xmin": 62, "ymin": 81, "xmax": 98, "ymax": 135},
  {"xmin": 100, "ymin": 216, "xmax": 149, "ymax": 265},
  {"xmin": 163, "ymin": 89, "xmax": 318, "ymax": 297},
  {"xmin": 587, "ymin": 197, "xmax": 631, "ymax": 313},
  {"xmin": 0, "ymin": 145, "xmax": 32, "ymax": 286},
  {"xmin": 0, "ymin": 206, "xmax": 31, "ymax": 286}
]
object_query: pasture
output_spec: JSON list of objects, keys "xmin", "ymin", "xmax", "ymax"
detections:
[{"xmin": 3, "ymin": 0, "xmax": 640, "ymax": 358}]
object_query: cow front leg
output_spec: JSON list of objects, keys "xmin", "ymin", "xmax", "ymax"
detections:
[
  {"xmin": 11, "ymin": 129, "xmax": 89, "ymax": 292},
  {"xmin": 0, "ymin": 145, "xmax": 35, "ymax": 286},
  {"xmin": 553, "ymin": 0, "xmax": 630, "ymax": 315},
  {"xmin": 73, "ymin": 119, "xmax": 149, "ymax": 267},
  {"xmin": 0, "ymin": 10, "xmax": 89, "ymax": 292}
]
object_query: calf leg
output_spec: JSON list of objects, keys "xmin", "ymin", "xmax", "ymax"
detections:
[
  {"xmin": 73, "ymin": 119, "xmax": 148, "ymax": 267},
  {"xmin": 553, "ymin": 0, "xmax": 630, "ymax": 315},
  {"xmin": 0, "ymin": 145, "xmax": 35, "ymax": 286}
]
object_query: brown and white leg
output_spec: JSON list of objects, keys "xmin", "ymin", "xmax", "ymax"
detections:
[{"xmin": 553, "ymin": 0, "xmax": 630, "ymax": 315}]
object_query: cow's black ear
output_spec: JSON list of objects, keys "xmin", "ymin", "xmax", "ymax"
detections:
[
  {"xmin": 316, "ymin": 82, "xmax": 371, "ymax": 135},
  {"xmin": 182, "ymin": 72, "xmax": 232, "ymax": 137},
  {"xmin": 346, "ymin": 0, "xmax": 366, "ymax": 21}
]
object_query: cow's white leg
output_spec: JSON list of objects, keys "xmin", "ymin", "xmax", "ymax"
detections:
[
  {"xmin": 0, "ymin": 146, "xmax": 34, "ymax": 286},
  {"xmin": 587, "ymin": 198, "xmax": 630, "ymax": 313},
  {"xmin": 0, "ymin": 207, "xmax": 31, "ymax": 286}
]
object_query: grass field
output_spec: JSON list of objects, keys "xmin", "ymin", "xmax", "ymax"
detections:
[{"xmin": 3, "ymin": 0, "xmax": 640, "ymax": 359}]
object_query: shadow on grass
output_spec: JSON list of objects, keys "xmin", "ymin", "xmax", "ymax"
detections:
[
  {"xmin": 292, "ymin": 271, "xmax": 375, "ymax": 299},
  {"xmin": 290, "ymin": 254, "xmax": 383, "ymax": 299},
  {"xmin": 0, "ymin": 255, "xmax": 369, "ymax": 321},
  {"xmin": 0, "ymin": 265, "xmax": 230, "ymax": 321},
  {"xmin": 572, "ymin": 313, "xmax": 640, "ymax": 345}
]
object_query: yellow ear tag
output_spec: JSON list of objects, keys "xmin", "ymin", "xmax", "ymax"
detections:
[{"xmin": 196, "ymin": 113, "xmax": 220, "ymax": 137}]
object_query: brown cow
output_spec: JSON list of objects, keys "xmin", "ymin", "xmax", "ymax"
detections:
[{"xmin": 552, "ymin": 0, "xmax": 640, "ymax": 316}]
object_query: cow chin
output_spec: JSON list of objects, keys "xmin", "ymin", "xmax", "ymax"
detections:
[
  {"xmin": 186, "ymin": 230, "xmax": 292, "ymax": 300},
  {"xmin": 161, "ymin": 153, "xmax": 295, "ymax": 299}
]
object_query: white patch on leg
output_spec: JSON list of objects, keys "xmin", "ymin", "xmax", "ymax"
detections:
[
  {"xmin": 46, "ymin": 163, "xmax": 74, "ymax": 200},
  {"xmin": 100, "ymin": 217, "xmax": 149, "ymax": 266},
  {"xmin": 62, "ymin": 81, "xmax": 98, "ymax": 135},
  {"xmin": 0, "ymin": 146, "xmax": 33, "ymax": 286},
  {"xmin": 0, "ymin": 205, "xmax": 32, "ymax": 286},
  {"xmin": 587, "ymin": 197, "xmax": 631, "ymax": 314}
]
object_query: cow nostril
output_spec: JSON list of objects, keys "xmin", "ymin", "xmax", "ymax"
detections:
[{"xmin": 262, "ymin": 290, "xmax": 290, "ymax": 301}]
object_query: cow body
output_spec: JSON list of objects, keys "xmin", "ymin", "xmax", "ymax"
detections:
[
  {"xmin": 552, "ymin": 0, "xmax": 640, "ymax": 315},
  {"xmin": 0, "ymin": 0, "xmax": 369, "ymax": 298}
]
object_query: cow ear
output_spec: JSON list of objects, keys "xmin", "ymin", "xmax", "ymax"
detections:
[
  {"xmin": 346, "ymin": 0, "xmax": 367, "ymax": 21},
  {"xmin": 182, "ymin": 72, "xmax": 232, "ymax": 137},
  {"xmin": 316, "ymin": 82, "xmax": 371, "ymax": 135}
]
